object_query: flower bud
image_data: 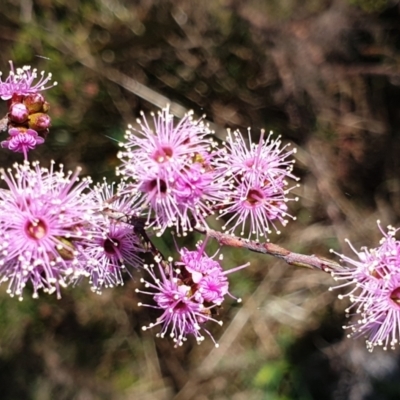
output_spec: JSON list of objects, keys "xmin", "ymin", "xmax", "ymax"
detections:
[
  {"xmin": 24, "ymin": 93, "xmax": 45, "ymax": 113},
  {"xmin": 9, "ymin": 103, "xmax": 29, "ymax": 123},
  {"xmin": 9, "ymin": 93, "xmax": 24, "ymax": 105},
  {"xmin": 28, "ymin": 112, "xmax": 51, "ymax": 131}
]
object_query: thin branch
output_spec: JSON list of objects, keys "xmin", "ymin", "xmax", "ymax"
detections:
[
  {"xmin": 0, "ymin": 115, "xmax": 8, "ymax": 132},
  {"xmin": 195, "ymin": 226, "xmax": 341, "ymax": 273}
]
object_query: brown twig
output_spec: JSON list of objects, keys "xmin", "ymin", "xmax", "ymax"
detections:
[
  {"xmin": 194, "ymin": 226, "xmax": 341, "ymax": 273},
  {"xmin": 0, "ymin": 115, "xmax": 8, "ymax": 132}
]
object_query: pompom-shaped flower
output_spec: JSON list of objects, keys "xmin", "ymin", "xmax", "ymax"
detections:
[
  {"xmin": 330, "ymin": 223, "xmax": 400, "ymax": 351},
  {"xmin": 74, "ymin": 181, "xmax": 144, "ymax": 293},
  {"xmin": 215, "ymin": 129, "xmax": 299, "ymax": 240},
  {"xmin": 117, "ymin": 106, "xmax": 229, "ymax": 234},
  {"xmin": 137, "ymin": 242, "xmax": 248, "ymax": 346},
  {"xmin": 0, "ymin": 61, "xmax": 57, "ymax": 101},
  {"xmin": 0, "ymin": 161, "xmax": 94, "ymax": 299},
  {"xmin": 137, "ymin": 261, "xmax": 218, "ymax": 347}
]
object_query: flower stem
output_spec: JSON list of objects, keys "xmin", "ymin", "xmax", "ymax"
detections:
[{"xmin": 195, "ymin": 226, "xmax": 341, "ymax": 273}]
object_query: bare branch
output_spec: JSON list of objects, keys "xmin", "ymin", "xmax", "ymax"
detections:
[{"xmin": 195, "ymin": 226, "xmax": 341, "ymax": 273}]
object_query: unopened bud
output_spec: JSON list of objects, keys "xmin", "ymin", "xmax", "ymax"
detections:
[
  {"xmin": 24, "ymin": 93, "xmax": 45, "ymax": 113},
  {"xmin": 28, "ymin": 112, "xmax": 51, "ymax": 131},
  {"xmin": 9, "ymin": 103, "xmax": 29, "ymax": 123}
]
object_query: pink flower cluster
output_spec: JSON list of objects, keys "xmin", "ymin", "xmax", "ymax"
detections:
[
  {"xmin": 0, "ymin": 162, "xmax": 143, "ymax": 299},
  {"xmin": 117, "ymin": 107, "xmax": 298, "ymax": 239},
  {"xmin": 137, "ymin": 243, "xmax": 248, "ymax": 346},
  {"xmin": 331, "ymin": 223, "xmax": 400, "ymax": 351},
  {"xmin": 0, "ymin": 61, "xmax": 300, "ymax": 346}
]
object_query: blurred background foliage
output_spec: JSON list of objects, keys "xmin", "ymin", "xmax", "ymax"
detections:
[{"xmin": 1, "ymin": 0, "xmax": 400, "ymax": 398}]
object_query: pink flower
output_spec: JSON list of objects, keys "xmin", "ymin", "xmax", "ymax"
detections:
[
  {"xmin": 217, "ymin": 173, "xmax": 294, "ymax": 239},
  {"xmin": 117, "ymin": 106, "xmax": 229, "ymax": 234},
  {"xmin": 0, "ymin": 161, "xmax": 94, "ymax": 299},
  {"xmin": 137, "ymin": 242, "xmax": 248, "ymax": 346},
  {"xmin": 1, "ymin": 128, "xmax": 45, "ymax": 159},
  {"xmin": 138, "ymin": 262, "xmax": 219, "ymax": 347},
  {"xmin": 215, "ymin": 129, "xmax": 299, "ymax": 239},
  {"xmin": 73, "ymin": 181, "xmax": 144, "ymax": 293},
  {"xmin": 331, "ymin": 223, "xmax": 400, "ymax": 351},
  {"xmin": 0, "ymin": 61, "xmax": 57, "ymax": 100},
  {"xmin": 79, "ymin": 222, "xmax": 143, "ymax": 293}
]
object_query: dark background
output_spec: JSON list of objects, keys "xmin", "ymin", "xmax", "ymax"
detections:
[{"xmin": 1, "ymin": 0, "xmax": 400, "ymax": 398}]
